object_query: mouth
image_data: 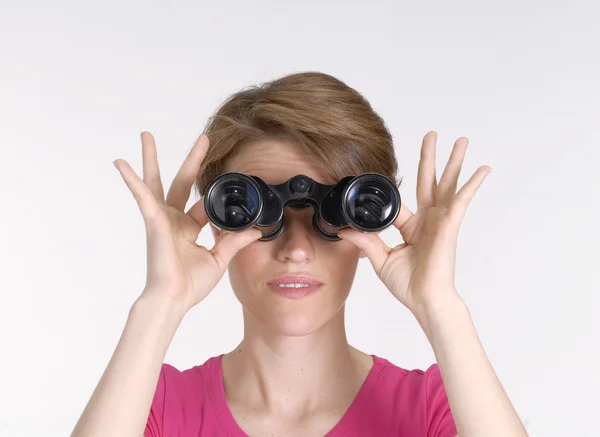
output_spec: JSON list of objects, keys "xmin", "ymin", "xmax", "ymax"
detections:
[{"xmin": 267, "ymin": 274, "xmax": 324, "ymax": 299}]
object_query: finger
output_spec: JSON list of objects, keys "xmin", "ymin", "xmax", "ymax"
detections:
[
  {"xmin": 141, "ymin": 132, "xmax": 165, "ymax": 202},
  {"xmin": 438, "ymin": 136, "xmax": 469, "ymax": 206},
  {"xmin": 186, "ymin": 197, "xmax": 210, "ymax": 228},
  {"xmin": 449, "ymin": 166, "xmax": 491, "ymax": 223},
  {"xmin": 166, "ymin": 134, "xmax": 209, "ymax": 211},
  {"xmin": 337, "ymin": 228, "xmax": 392, "ymax": 274},
  {"xmin": 392, "ymin": 203, "xmax": 414, "ymax": 231},
  {"xmin": 209, "ymin": 228, "xmax": 263, "ymax": 274},
  {"xmin": 416, "ymin": 131, "xmax": 438, "ymax": 208},
  {"xmin": 114, "ymin": 158, "xmax": 162, "ymax": 224}
]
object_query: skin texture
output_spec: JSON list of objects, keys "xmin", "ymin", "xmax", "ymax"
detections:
[
  {"xmin": 73, "ymin": 130, "xmax": 526, "ymax": 437},
  {"xmin": 338, "ymin": 131, "xmax": 528, "ymax": 437},
  {"xmin": 217, "ymin": 138, "xmax": 375, "ymax": 435},
  {"xmin": 219, "ymin": 132, "xmax": 528, "ymax": 437},
  {"xmin": 224, "ymin": 138, "xmax": 366, "ymax": 337}
]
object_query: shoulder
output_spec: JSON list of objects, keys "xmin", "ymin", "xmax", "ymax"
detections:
[
  {"xmin": 373, "ymin": 355, "xmax": 443, "ymax": 395},
  {"xmin": 144, "ymin": 356, "xmax": 221, "ymax": 437},
  {"xmin": 367, "ymin": 356, "xmax": 457, "ymax": 437},
  {"xmin": 154, "ymin": 356, "xmax": 218, "ymax": 406},
  {"xmin": 159, "ymin": 358, "xmax": 212, "ymax": 385}
]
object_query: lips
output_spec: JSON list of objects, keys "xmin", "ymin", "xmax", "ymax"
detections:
[
  {"xmin": 267, "ymin": 275, "xmax": 324, "ymax": 286},
  {"xmin": 267, "ymin": 274, "xmax": 324, "ymax": 299}
]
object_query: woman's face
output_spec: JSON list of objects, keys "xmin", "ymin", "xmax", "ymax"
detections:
[{"xmin": 221, "ymin": 138, "xmax": 364, "ymax": 336}]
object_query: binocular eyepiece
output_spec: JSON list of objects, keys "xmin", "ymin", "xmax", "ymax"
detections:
[{"xmin": 203, "ymin": 172, "xmax": 401, "ymax": 241}]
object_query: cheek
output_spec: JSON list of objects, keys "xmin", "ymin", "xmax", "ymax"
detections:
[
  {"xmin": 332, "ymin": 240, "xmax": 361, "ymax": 260},
  {"xmin": 229, "ymin": 245, "xmax": 262, "ymax": 300},
  {"xmin": 319, "ymin": 242, "xmax": 360, "ymax": 274},
  {"xmin": 231, "ymin": 242, "xmax": 268, "ymax": 271}
]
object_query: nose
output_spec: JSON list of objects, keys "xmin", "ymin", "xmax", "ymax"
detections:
[{"xmin": 275, "ymin": 206, "xmax": 316, "ymax": 263}]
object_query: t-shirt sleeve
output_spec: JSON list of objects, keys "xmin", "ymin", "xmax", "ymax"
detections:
[
  {"xmin": 144, "ymin": 364, "xmax": 169, "ymax": 437},
  {"xmin": 425, "ymin": 364, "xmax": 457, "ymax": 437}
]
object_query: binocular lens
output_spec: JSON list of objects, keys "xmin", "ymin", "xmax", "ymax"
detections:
[
  {"xmin": 344, "ymin": 178, "xmax": 397, "ymax": 229},
  {"xmin": 211, "ymin": 182, "xmax": 260, "ymax": 228},
  {"xmin": 205, "ymin": 172, "xmax": 400, "ymax": 240},
  {"xmin": 316, "ymin": 215, "xmax": 340, "ymax": 236}
]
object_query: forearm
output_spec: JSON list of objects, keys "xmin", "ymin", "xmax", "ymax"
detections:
[
  {"xmin": 415, "ymin": 292, "xmax": 528, "ymax": 437},
  {"xmin": 71, "ymin": 293, "xmax": 186, "ymax": 437}
]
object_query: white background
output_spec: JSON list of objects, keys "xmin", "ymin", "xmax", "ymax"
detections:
[{"xmin": 1, "ymin": 1, "xmax": 599, "ymax": 436}]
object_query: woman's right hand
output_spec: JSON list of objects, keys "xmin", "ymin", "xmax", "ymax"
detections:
[{"xmin": 113, "ymin": 131, "xmax": 262, "ymax": 314}]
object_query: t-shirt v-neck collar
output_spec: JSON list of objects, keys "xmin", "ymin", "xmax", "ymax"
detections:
[{"xmin": 206, "ymin": 354, "xmax": 387, "ymax": 437}]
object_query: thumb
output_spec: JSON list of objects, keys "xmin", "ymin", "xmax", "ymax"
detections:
[
  {"xmin": 338, "ymin": 228, "xmax": 391, "ymax": 274},
  {"xmin": 209, "ymin": 228, "xmax": 263, "ymax": 274}
]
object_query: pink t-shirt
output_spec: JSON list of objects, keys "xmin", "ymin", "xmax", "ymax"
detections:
[{"xmin": 144, "ymin": 355, "xmax": 457, "ymax": 437}]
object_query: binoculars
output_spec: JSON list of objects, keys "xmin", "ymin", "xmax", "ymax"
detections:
[{"xmin": 203, "ymin": 172, "xmax": 401, "ymax": 241}]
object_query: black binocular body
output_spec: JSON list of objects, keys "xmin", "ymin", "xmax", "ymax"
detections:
[{"xmin": 203, "ymin": 172, "xmax": 401, "ymax": 241}]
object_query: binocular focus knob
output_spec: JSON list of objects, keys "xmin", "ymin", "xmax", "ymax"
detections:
[{"xmin": 290, "ymin": 175, "xmax": 310, "ymax": 194}]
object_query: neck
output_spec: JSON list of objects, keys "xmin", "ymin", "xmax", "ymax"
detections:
[{"xmin": 221, "ymin": 306, "xmax": 373, "ymax": 416}]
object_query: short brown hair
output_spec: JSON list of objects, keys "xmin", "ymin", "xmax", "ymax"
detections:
[{"xmin": 193, "ymin": 71, "xmax": 401, "ymax": 197}]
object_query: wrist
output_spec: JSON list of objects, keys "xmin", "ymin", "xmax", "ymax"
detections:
[
  {"xmin": 131, "ymin": 292, "xmax": 188, "ymax": 324},
  {"xmin": 412, "ymin": 291, "xmax": 469, "ymax": 335}
]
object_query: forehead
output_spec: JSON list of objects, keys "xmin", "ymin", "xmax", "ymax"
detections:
[{"xmin": 224, "ymin": 138, "xmax": 336, "ymax": 185}]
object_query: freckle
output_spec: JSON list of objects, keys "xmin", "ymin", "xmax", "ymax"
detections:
[{"xmin": 286, "ymin": 398, "xmax": 289, "ymax": 401}]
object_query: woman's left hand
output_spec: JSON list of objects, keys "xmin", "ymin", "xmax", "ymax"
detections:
[{"xmin": 338, "ymin": 131, "xmax": 492, "ymax": 317}]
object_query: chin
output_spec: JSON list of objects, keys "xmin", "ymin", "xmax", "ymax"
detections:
[
  {"xmin": 264, "ymin": 312, "xmax": 327, "ymax": 337},
  {"xmin": 240, "ymin": 295, "xmax": 346, "ymax": 337}
]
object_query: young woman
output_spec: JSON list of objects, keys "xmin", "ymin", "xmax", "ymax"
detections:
[{"xmin": 71, "ymin": 72, "xmax": 528, "ymax": 437}]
